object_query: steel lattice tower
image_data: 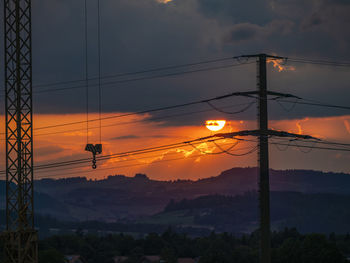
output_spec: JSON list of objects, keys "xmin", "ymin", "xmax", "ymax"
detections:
[{"xmin": 3, "ymin": 0, "xmax": 38, "ymax": 262}]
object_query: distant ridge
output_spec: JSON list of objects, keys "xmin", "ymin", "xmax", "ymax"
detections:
[{"xmin": 1, "ymin": 168, "xmax": 350, "ymax": 222}]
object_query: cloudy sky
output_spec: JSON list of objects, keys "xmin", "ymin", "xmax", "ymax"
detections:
[{"xmin": 0, "ymin": 0, "xmax": 350, "ymax": 180}]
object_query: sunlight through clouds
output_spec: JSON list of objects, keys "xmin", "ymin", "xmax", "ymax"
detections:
[
  {"xmin": 267, "ymin": 58, "xmax": 296, "ymax": 72},
  {"xmin": 2, "ymin": 114, "xmax": 350, "ymax": 180},
  {"xmin": 156, "ymin": 0, "xmax": 173, "ymax": 3}
]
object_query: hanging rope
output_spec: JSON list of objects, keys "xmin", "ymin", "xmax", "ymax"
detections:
[
  {"xmin": 84, "ymin": 0, "xmax": 102, "ymax": 144},
  {"xmin": 97, "ymin": 0, "xmax": 102, "ymax": 144},
  {"xmin": 85, "ymin": 0, "xmax": 89, "ymax": 144},
  {"xmin": 84, "ymin": 0, "xmax": 103, "ymax": 169}
]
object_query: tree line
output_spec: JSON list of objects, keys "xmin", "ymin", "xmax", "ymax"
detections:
[{"xmin": 1, "ymin": 227, "xmax": 349, "ymax": 263}]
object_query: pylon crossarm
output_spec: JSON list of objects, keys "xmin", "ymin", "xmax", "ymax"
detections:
[
  {"xmin": 239, "ymin": 54, "xmax": 287, "ymax": 60},
  {"xmin": 187, "ymin": 130, "xmax": 260, "ymax": 143},
  {"xmin": 190, "ymin": 130, "xmax": 319, "ymax": 143},
  {"xmin": 210, "ymin": 90, "xmax": 301, "ymax": 101},
  {"xmin": 207, "ymin": 91, "xmax": 259, "ymax": 101},
  {"xmin": 265, "ymin": 130, "xmax": 320, "ymax": 141},
  {"xmin": 215, "ymin": 130, "xmax": 319, "ymax": 141},
  {"xmin": 266, "ymin": 91, "xmax": 301, "ymax": 99}
]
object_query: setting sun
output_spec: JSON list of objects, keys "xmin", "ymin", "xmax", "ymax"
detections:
[{"xmin": 205, "ymin": 120, "xmax": 226, "ymax": 132}]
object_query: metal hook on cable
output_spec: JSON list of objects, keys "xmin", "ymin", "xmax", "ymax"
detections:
[{"xmin": 85, "ymin": 144, "xmax": 102, "ymax": 169}]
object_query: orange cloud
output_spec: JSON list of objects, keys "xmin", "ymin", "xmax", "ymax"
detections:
[
  {"xmin": 1, "ymin": 114, "xmax": 350, "ymax": 181},
  {"xmin": 267, "ymin": 58, "xmax": 296, "ymax": 72},
  {"xmin": 295, "ymin": 117, "xmax": 309, "ymax": 135},
  {"xmin": 343, "ymin": 120, "xmax": 350, "ymax": 134}
]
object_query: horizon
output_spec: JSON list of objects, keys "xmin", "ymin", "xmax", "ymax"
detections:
[
  {"xmin": 2, "ymin": 112, "xmax": 350, "ymax": 181},
  {"xmin": 2, "ymin": 166, "xmax": 346, "ymax": 183}
]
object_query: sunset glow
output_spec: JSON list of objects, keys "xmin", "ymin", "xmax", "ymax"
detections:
[
  {"xmin": 267, "ymin": 58, "xmax": 296, "ymax": 72},
  {"xmin": 205, "ymin": 120, "xmax": 226, "ymax": 132},
  {"xmin": 156, "ymin": 0, "xmax": 173, "ymax": 3},
  {"xmin": 1, "ymin": 114, "xmax": 350, "ymax": 181}
]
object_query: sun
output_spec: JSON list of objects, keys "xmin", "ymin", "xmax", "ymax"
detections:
[
  {"xmin": 205, "ymin": 120, "xmax": 226, "ymax": 132},
  {"xmin": 156, "ymin": 0, "xmax": 173, "ymax": 3}
]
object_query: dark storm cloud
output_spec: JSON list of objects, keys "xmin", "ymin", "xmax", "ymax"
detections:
[
  {"xmin": 301, "ymin": 0, "xmax": 350, "ymax": 47},
  {"xmin": 196, "ymin": 0, "xmax": 274, "ymax": 24},
  {"xmin": 271, "ymin": 0, "xmax": 350, "ymax": 46},
  {"xmin": 0, "ymin": 0, "xmax": 349, "ymax": 124},
  {"xmin": 20, "ymin": 0, "xmax": 225, "ymax": 115},
  {"xmin": 300, "ymin": 13, "xmax": 323, "ymax": 30},
  {"xmin": 226, "ymin": 20, "xmax": 294, "ymax": 43},
  {"xmin": 198, "ymin": 0, "xmax": 350, "ymax": 58},
  {"xmin": 228, "ymin": 23, "xmax": 261, "ymax": 42}
]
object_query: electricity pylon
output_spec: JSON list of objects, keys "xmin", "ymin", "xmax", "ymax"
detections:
[
  {"xmin": 239, "ymin": 54, "xmax": 315, "ymax": 263},
  {"xmin": 3, "ymin": 0, "xmax": 38, "ymax": 262},
  {"xmin": 200, "ymin": 54, "xmax": 316, "ymax": 263}
]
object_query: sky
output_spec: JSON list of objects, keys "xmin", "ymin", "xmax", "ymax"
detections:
[{"xmin": 0, "ymin": 0, "xmax": 350, "ymax": 180}]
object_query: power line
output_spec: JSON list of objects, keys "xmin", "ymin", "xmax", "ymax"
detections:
[
  {"xmin": 26, "ymin": 153, "xmax": 212, "ymax": 180},
  {"xmin": 0, "ymin": 137, "xmax": 228, "ymax": 175},
  {"xmin": 0, "ymin": 56, "xmax": 250, "ymax": 95},
  {"xmin": 212, "ymin": 140, "xmax": 258, "ymax": 156},
  {"xmin": 33, "ymin": 56, "xmax": 237, "ymax": 89},
  {"xmin": 272, "ymin": 137, "xmax": 350, "ymax": 149},
  {"xmin": 0, "ymin": 92, "xmax": 255, "ymax": 135},
  {"xmin": 18, "ymin": 138, "xmax": 349, "ymax": 180},
  {"xmin": 272, "ymin": 140, "xmax": 350, "ymax": 152},
  {"xmin": 25, "ymin": 101, "xmax": 253, "ymax": 138},
  {"xmin": 243, "ymin": 92, "xmax": 350, "ymax": 112},
  {"xmin": 21, "ymin": 141, "xmax": 251, "ymax": 178},
  {"xmin": 0, "ymin": 137, "xmax": 348, "ymax": 179},
  {"xmin": 32, "ymin": 62, "xmax": 254, "ymax": 95},
  {"xmin": 1, "ymin": 55, "xmax": 349, "ymax": 96},
  {"xmin": 2, "ymin": 53, "xmax": 350, "ymax": 176},
  {"xmin": 206, "ymin": 100, "xmax": 256, "ymax": 114},
  {"xmin": 274, "ymin": 98, "xmax": 300, "ymax": 112},
  {"xmin": 235, "ymin": 55, "xmax": 350, "ymax": 68},
  {"xmin": 1, "ymin": 90, "xmax": 349, "ymax": 144},
  {"xmin": 1, "ymin": 55, "xmax": 347, "ymax": 94},
  {"xmin": 288, "ymin": 58, "xmax": 350, "ymax": 68},
  {"xmin": 7, "ymin": 145, "xmax": 252, "ymax": 180},
  {"xmin": 10, "ymin": 89, "xmax": 350, "ymax": 139},
  {"xmin": 1, "ymin": 136, "xmax": 347, "ymax": 179},
  {"xmin": 243, "ymin": 137, "xmax": 350, "ymax": 153},
  {"xmin": 1, "ymin": 90, "xmax": 347, "ymax": 138},
  {"xmin": 45, "ymin": 137, "xmax": 250, "ymax": 169},
  {"xmin": 5, "ymin": 131, "xmax": 302, "ymax": 175},
  {"xmin": 275, "ymin": 98, "xmax": 350, "ymax": 111},
  {"xmin": 1, "ymin": 133, "xmax": 349, "ymax": 176},
  {"xmin": 186, "ymin": 140, "xmax": 240, "ymax": 155},
  {"xmin": 0, "ymin": 102, "xmax": 251, "ymax": 142},
  {"xmin": 246, "ymin": 93, "xmax": 350, "ymax": 112}
]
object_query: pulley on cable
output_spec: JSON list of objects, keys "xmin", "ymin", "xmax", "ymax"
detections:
[{"xmin": 84, "ymin": 0, "xmax": 103, "ymax": 169}]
